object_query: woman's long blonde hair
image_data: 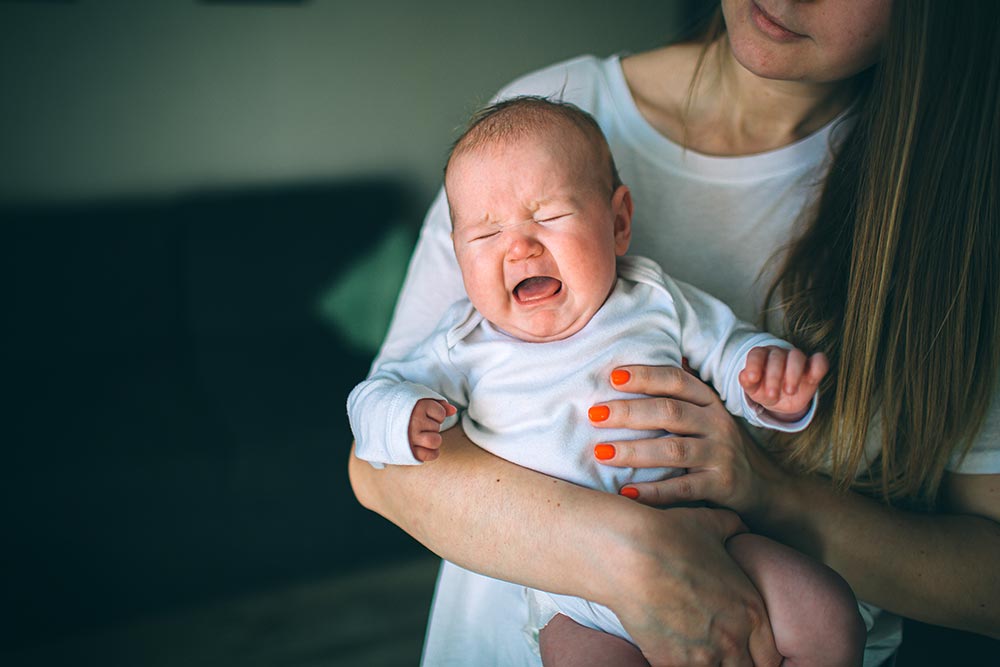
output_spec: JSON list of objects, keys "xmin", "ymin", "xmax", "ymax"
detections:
[
  {"xmin": 688, "ymin": 1, "xmax": 999, "ymax": 507},
  {"xmin": 759, "ymin": 0, "xmax": 1000, "ymax": 507}
]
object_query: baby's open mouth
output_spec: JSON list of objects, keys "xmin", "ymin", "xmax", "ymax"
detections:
[{"xmin": 513, "ymin": 276, "xmax": 562, "ymax": 303}]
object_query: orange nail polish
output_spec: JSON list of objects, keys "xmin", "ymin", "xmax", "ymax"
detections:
[
  {"xmin": 594, "ymin": 444, "xmax": 616, "ymax": 460},
  {"xmin": 620, "ymin": 487, "xmax": 639, "ymax": 499},
  {"xmin": 589, "ymin": 405, "xmax": 610, "ymax": 422},
  {"xmin": 611, "ymin": 369, "xmax": 631, "ymax": 385}
]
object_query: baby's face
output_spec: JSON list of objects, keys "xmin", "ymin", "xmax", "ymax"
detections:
[{"xmin": 447, "ymin": 131, "xmax": 630, "ymax": 343}]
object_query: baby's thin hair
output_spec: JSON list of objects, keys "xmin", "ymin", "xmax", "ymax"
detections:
[{"xmin": 445, "ymin": 95, "xmax": 622, "ymax": 192}]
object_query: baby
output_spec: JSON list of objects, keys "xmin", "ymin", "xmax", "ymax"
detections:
[{"xmin": 349, "ymin": 97, "xmax": 864, "ymax": 666}]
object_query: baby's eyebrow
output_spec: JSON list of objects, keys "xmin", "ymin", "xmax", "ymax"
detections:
[{"xmin": 530, "ymin": 193, "xmax": 578, "ymax": 211}]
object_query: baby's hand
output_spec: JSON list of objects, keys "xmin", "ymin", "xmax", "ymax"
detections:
[
  {"xmin": 408, "ymin": 398, "xmax": 458, "ymax": 462},
  {"xmin": 739, "ymin": 346, "xmax": 829, "ymax": 422}
]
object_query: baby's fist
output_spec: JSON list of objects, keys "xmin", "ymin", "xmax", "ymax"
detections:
[
  {"xmin": 408, "ymin": 398, "xmax": 458, "ymax": 462},
  {"xmin": 739, "ymin": 346, "xmax": 829, "ymax": 421}
]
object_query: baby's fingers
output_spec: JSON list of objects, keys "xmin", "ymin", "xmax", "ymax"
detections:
[
  {"xmin": 422, "ymin": 399, "xmax": 457, "ymax": 424},
  {"xmin": 412, "ymin": 443, "xmax": 441, "ymax": 462},
  {"xmin": 740, "ymin": 347, "xmax": 770, "ymax": 389},
  {"xmin": 780, "ymin": 348, "xmax": 807, "ymax": 395},
  {"xmin": 762, "ymin": 347, "xmax": 789, "ymax": 401},
  {"xmin": 804, "ymin": 353, "xmax": 830, "ymax": 386}
]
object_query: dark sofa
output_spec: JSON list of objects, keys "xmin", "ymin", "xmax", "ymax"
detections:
[{"xmin": 1, "ymin": 180, "xmax": 427, "ymax": 649}]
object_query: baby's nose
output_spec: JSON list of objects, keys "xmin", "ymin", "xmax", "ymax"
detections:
[{"xmin": 505, "ymin": 232, "xmax": 543, "ymax": 261}]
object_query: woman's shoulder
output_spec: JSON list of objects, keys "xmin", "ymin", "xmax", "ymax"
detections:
[
  {"xmin": 620, "ymin": 44, "xmax": 701, "ymax": 105},
  {"xmin": 619, "ymin": 43, "xmax": 705, "ymax": 141},
  {"xmin": 492, "ymin": 54, "xmax": 622, "ymax": 113}
]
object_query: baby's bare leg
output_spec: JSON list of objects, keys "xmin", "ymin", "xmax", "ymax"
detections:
[
  {"xmin": 727, "ymin": 533, "xmax": 866, "ymax": 667},
  {"xmin": 538, "ymin": 613, "xmax": 649, "ymax": 667}
]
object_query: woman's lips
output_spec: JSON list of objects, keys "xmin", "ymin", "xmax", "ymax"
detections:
[{"xmin": 750, "ymin": 1, "xmax": 807, "ymax": 42}]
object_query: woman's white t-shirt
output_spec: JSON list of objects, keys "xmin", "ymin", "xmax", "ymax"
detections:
[{"xmin": 370, "ymin": 54, "xmax": 1000, "ymax": 667}]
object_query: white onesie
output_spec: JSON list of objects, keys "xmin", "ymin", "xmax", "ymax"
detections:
[{"xmin": 349, "ymin": 255, "xmax": 813, "ymax": 645}]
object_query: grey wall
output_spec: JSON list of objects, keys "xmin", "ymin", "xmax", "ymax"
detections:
[{"xmin": 0, "ymin": 0, "xmax": 685, "ymax": 205}]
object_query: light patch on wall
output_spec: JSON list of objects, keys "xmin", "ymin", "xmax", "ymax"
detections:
[
  {"xmin": 200, "ymin": 1, "xmax": 307, "ymax": 5},
  {"xmin": 316, "ymin": 223, "xmax": 416, "ymax": 355}
]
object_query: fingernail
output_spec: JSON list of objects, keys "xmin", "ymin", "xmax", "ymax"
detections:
[
  {"xmin": 620, "ymin": 487, "xmax": 639, "ymax": 499},
  {"xmin": 588, "ymin": 405, "xmax": 610, "ymax": 422},
  {"xmin": 594, "ymin": 444, "xmax": 616, "ymax": 460},
  {"xmin": 611, "ymin": 369, "xmax": 631, "ymax": 386}
]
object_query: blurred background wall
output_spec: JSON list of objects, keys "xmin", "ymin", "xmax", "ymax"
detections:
[
  {"xmin": 0, "ymin": 0, "xmax": 687, "ymax": 205},
  {"xmin": 0, "ymin": 0, "xmax": 690, "ymax": 664}
]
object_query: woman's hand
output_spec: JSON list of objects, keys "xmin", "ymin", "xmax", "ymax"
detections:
[
  {"xmin": 610, "ymin": 505, "xmax": 781, "ymax": 667},
  {"xmin": 589, "ymin": 365, "xmax": 787, "ymax": 517},
  {"xmin": 351, "ymin": 432, "xmax": 783, "ymax": 664}
]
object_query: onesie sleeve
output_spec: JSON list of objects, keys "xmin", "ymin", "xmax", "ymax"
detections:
[
  {"xmin": 663, "ymin": 271, "xmax": 816, "ymax": 433},
  {"xmin": 348, "ymin": 304, "xmax": 471, "ymax": 468}
]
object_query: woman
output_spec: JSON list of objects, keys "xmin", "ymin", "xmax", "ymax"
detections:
[{"xmin": 349, "ymin": 1, "xmax": 1000, "ymax": 665}]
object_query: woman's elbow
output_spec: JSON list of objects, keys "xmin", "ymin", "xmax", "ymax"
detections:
[{"xmin": 347, "ymin": 442, "xmax": 380, "ymax": 512}]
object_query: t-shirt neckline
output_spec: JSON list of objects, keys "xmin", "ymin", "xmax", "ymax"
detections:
[{"xmin": 603, "ymin": 53, "xmax": 851, "ymax": 181}]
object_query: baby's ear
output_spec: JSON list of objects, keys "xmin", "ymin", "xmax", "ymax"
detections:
[{"xmin": 611, "ymin": 185, "xmax": 633, "ymax": 255}]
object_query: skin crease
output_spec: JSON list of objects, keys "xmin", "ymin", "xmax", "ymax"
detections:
[{"xmin": 351, "ymin": 0, "xmax": 1000, "ymax": 662}]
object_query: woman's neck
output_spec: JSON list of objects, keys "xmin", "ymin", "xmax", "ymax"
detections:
[{"xmin": 623, "ymin": 40, "xmax": 858, "ymax": 156}]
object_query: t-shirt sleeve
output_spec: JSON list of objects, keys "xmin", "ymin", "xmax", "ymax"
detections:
[
  {"xmin": 370, "ymin": 189, "xmax": 466, "ymax": 371},
  {"xmin": 947, "ymin": 379, "xmax": 1000, "ymax": 474}
]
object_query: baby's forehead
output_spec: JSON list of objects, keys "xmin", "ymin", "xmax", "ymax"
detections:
[
  {"xmin": 449, "ymin": 123, "xmax": 605, "ymax": 184},
  {"xmin": 460, "ymin": 115, "xmax": 598, "ymax": 155}
]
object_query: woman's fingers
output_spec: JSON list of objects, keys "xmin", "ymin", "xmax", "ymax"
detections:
[
  {"xmin": 611, "ymin": 364, "xmax": 717, "ymax": 405},
  {"xmin": 589, "ymin": 396, "xmax": 720, "ymax": 433},
  {"xmin": 745, "ymin": 606, "xmax": 783, "ymax": 667},
  {"xmin": 595, "ymin": 363, "xmax": 785, "ymax": 515},
  {"xmin": 614, "ymin": 507, "xmax": 779, "ymax": 667},
  {"xmin": 594, "ymin": 437, "xmax": 708, "ymax": 469},
  {"xmin": 700, "ymin": 505, "xmax": 749, "ymax": 538},
  {"xmin": 620, "ymin": 471, "xmax": 716, "ymax": 507}
]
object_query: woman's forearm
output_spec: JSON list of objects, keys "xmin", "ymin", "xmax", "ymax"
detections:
[
  {"xmin": 349, "ymin": 426, "xmax": 641, "ymax": 603},
  {"xmin": 756, "ymin": 472, "xmax": 1000, "ymax": 637},
  {"xmin": 349, "ymin": 426, "xmax": 782, "ymax": 665}
]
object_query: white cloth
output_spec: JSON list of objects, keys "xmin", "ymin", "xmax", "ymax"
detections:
[
  {"xmin": 350, "ymin": 256, "xmax": 813, "ymax": 647},
  {"xmin": 350, "ymin": 256, "xmax": 810, "ymax": 479},
  {"xmin": 366, "ymin": 54, "xmax": 1000, "ymax": 667}
]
